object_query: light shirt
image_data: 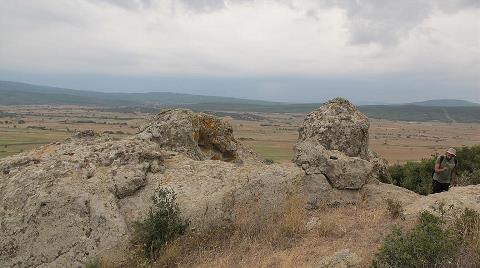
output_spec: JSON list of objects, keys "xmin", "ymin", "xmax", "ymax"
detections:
[{"xmin": 433, "ymin": 155, "xmax": 456, "ymax": 183}]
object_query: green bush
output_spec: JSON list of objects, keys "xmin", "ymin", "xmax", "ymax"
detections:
[
  {"xmin": 264, "ymin": 158, "xmax": 275, "ymax": 165},
  {"xmin": 373, "ymin": 207, "xmax": 480, "ymax": 267},
  {"xmin": 133, "ymin": 187, "xmax": 189, "ymax": 260},
  {"xmin": 372, "ymin": 211, "xmax": 462, "ymax": 267},
  {"xmin": 388, "ymin": 145, "xmax": 480, "ymax": 195}
]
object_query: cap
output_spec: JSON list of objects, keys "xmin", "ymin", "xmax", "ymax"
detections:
[{"xmin": 446, "ymin": 148, "xmax": 456, "ymax": 156}]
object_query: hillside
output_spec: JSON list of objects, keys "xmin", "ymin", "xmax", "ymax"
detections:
[
  {"xmin": 2, "ymin": 81, "xmax": 480, "ymax": 123},
  {"xmin": 0, "ymin": 81, "xmax": 277, "ymax": 107},
  {"xmin": 359, "ymin": 105, "xmax": 480, "ymax": 123},
  {"xmin": 407, "ymin": 99, "xmax": 480, "ymax": 107}
]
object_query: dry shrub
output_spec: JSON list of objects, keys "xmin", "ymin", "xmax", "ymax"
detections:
[
  {"xmin": 314, "ymin": 215, "xmax": 342, "ymax": 238},
  {"xmin": 385, "ymin": 198, "xmax": 405, "ymax": 220},
  {"xmin": 229, "ymin": 193, "xmax": 307, "ymax": 248},
  {"xmin": 454, "ymin": 208, "xmax": 480, "ymax": 267},
  {"xmin": 148, "ymin": 193, "xmax": 308, "ymax": 267},
  {"xmin": 134, "ymin": 194, "xmax": 406, "ymax": 268},
  {"xmin": 456, "ymin": 168, "xmax": 480, "ymax": 186},
  {"xmin": 276, "ymin": 194, "xmax": 307, "ymax": 240}
]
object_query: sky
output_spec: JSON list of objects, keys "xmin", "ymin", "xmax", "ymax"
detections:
[{"xmin": 0, "ymin": 0, "xmax": 479, "ymax": 103}]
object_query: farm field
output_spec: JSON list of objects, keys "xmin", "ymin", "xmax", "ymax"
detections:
[
  {"xmin": 1, "ymin": 105, "xmax": 480, "ymax": 164},
  {"xmin": 233, "ymin": 115, "xmax": 480, "ymax": 164}
]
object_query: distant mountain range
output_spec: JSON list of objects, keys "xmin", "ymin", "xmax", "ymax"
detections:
[
  {"xmin": 0, "ymin": 81, "xmax": 277, "ymax": 107},
  {"xmin": 1, "ymin": 81, "xmax": 479, "ymax": 123},
  {"xmin": 406, "ymin": 99, "xmax": 480, "ymax": 107}
]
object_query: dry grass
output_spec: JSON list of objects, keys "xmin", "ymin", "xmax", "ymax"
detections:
[
  {"xmin": 116, "ymin": 196, "xmax": 415, "ymax": 268},
  {"xmin": 85, "ymin": 256, "xmax": 117, "ymax": 268},
  {"xmin": 454, "ymin": 210, "xmax": 480, "ymax": 267}
]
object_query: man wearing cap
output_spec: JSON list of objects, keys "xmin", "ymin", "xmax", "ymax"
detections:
[{"xmin": 432, "ymin": 148, "xmax": 458, "ymax": 193}]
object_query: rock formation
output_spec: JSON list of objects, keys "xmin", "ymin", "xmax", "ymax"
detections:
[
  {"xmin": 294, "ymin": 97, "xmax": 389, "ymax": 190},
  {"xmin": 297, "ymin": 97, "xmax": 370, "ymax": 159},
  {"xmin": 0, "ymin": 136, "xmax": 166, "ymax": 267},
  {"xmin": 137, "ymin": 109, "xmax": 240, "ymax": 162},
  {"xmin": 0, "ymin": 100, "xmax": 478, "ymax": 267}
]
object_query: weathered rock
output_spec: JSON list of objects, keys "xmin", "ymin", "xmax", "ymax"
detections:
[
  {"xmin": 294, "ymin": 97, "xmax": 388, "ymax": 189},
  {"xmin": 405, "ymin": 185, "xmax": 480, "ymax": 216},
  {"xmin": 0, "ymin": 156, "xmax": 40, "ymax": 175},
  {"xmin": 297, "ymin": 97, "xmax": 369, "ymax": 159},
  {"xmin": 137, "ymin": 109, "xmax": 240, "ymax": 162},
  {"xmin": 295, "ymin": 143, "xmax": 373, "ymax": 189},
  {"xmin": 360, "ymin": 183, "xmax": 420, "ymax": 207},
  {"xmin": 0, "ymin": 137, "xmax": 166, "ymax": 267},
  {"xmin": 302, "ymin": 174, "xmax": 363, "ymax": 209},
  {"xmin": 314, "ymin": 249, "xmax": 362, "ymax": 268},
  {"xmin": 109, "ymin": 164, "xmax": 148, "ymax": 199},
  {"xmin": 367, "ymin": 150, "xmax": 391, "ymax": 183}
]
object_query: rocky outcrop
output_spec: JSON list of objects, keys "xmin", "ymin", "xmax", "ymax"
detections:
[
  {"xmin": 405, "ymin": 185, "xmax": 480, "ymax": 215},
  {"xmin": 294, "ymin": 97, "xmax": 389, "ymax": 190},
  {"xmin": 0, "ymin": 136, "xmax": 166, "ymax": 267},
  {"xmin": 137, "ymin": 109, "xmax": 241, "ymax": 162}
]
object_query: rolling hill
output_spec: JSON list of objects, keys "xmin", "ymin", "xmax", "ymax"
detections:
[
  {"xmin": 1, "ymin": 80, "xmax": 479, "ymax": 123},
  {"xmin": 0, "ymin": 81, "xmax": 278, "ymax": 106},
  {"xmin": 406, "ymin": 99, "xmax": 480, "ymax": 107}
]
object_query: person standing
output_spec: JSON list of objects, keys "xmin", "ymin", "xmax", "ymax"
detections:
[{"xmin": 432, "ymin": 148, "xmax": 458, "ymax": 193}]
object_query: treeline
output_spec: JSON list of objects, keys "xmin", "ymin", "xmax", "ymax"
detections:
[{"xmin": 388, "ymin": 145, "xmax": 480, "ymax": 195}]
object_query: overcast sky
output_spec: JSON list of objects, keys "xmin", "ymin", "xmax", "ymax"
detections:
[{"xmin": 0, "ymin": 0, "xmax": 479, "ymax": 103}]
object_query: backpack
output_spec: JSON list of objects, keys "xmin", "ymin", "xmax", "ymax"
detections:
[{"xmin": 432, "ymin": 155, "xmax": 458, "ymax": 178}]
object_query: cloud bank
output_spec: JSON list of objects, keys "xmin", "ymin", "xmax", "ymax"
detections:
[{"xmin": 0, "ymin": 0, "xmax": 478, "ymax": 102}]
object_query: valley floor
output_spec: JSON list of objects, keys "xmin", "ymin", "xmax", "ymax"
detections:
[{"xmin": 1, "ymin": 105, "xmax": 480, "ymax": 163}]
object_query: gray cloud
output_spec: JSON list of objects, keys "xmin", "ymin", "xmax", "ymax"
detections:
[
  {"xmin": 0, "ymin": 0, "xmax": 478, "ymax": 103},
  {"xmin": 177, "ymin": 0, "xmax": 228, "ymax": 12},
  {"xmin": 175, "ymin": 0, "xmax": 479, "ymax": 46},
  {"xmin": 314, "ymin": 0, "xmax": 480, "ymax": 46},
  {"xmin": 93, "ymin": 0, "xmax": 155, "ymax": 10}
]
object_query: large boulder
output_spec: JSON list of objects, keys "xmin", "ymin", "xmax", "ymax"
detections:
[
  {"xmin": 295, "ymin": 142, "xmax": 373, "ymax": 190},
  {"xmin": 0, "ymin": 136, "xmax": 166, "ymax": 267},
  {"xmin": 297, "ymin": 97, "xmax": 369, "ymax": 159},
  {"xmin": 137, "ymin": 109, "xmax": 240, "ymax": 162},
  {"xmin": 294, "ymin": 97, "xmax": 388, "ymax": 189}
]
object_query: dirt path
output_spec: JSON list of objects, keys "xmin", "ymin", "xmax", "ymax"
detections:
[{"xmin": 442, "ymin": 108, "xmax": 456, "ymax": 123}]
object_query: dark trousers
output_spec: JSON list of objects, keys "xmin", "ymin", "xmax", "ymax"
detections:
[{"xmin": 432, "ymin": 180, "xmax": 450, "ymax": 194}]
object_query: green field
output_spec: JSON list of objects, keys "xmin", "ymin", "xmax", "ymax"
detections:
[{"xmin": 0, "ymin": 128, "xmax": 69, "ymax": 158}]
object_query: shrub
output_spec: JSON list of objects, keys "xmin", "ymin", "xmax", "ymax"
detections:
[
  {"xmin": 456, "ymin": 168, "xmax": 480, "ymax": 186},
  {"xmin": 373, "ymin": 206, "xmax": 480, "ymax": 268},
  {"xmin": 454, "ymin": 208, "xmax": 480, "ymax": 266},
  {"xmin": 385, "ymin": 199, "xmax": 405, "ymax": 220},
  {"xmin": 264, "ymin": 158, "xmax": 275, "ymax": 165},
  {"xmin": 388, "ymin": 145, "xmax": 480, "ymax": 195},
  {"xmin": 133, "ymin": 187, "xmax": 189, "ymax": 261},
  {"xmin": 372, "ymin": 211, "xmax": 462, "ymax": 267}
]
